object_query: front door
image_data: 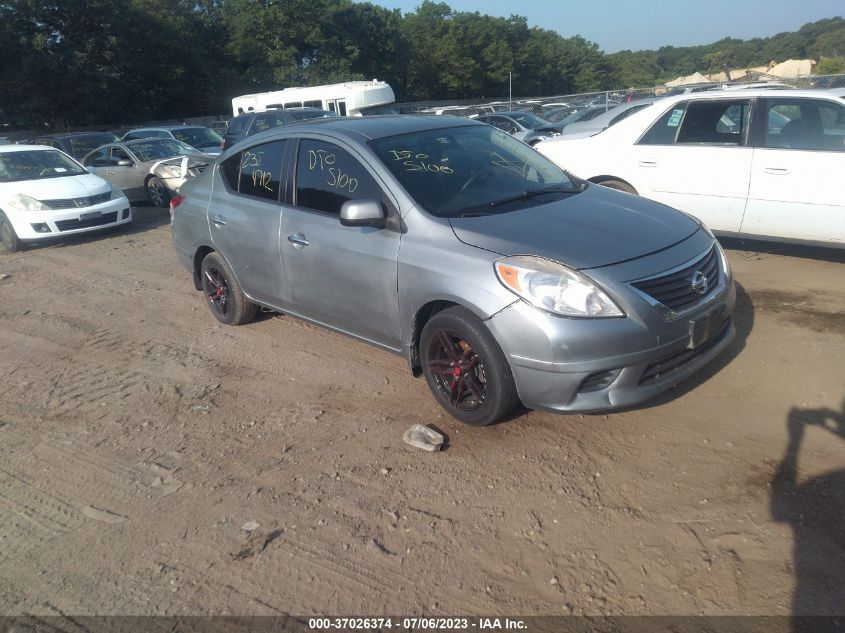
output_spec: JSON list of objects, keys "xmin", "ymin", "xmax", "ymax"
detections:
[
  {"xmin": 743, "ymin": 97, "xmax": 845, "ymax": 244},
  {"xmin": 280, "ymin": 138, "xmax": 401, "ymax": 349},
  {"xmin": 107, "ymin": 147, "xmax": 144, "ymax": 200},
  {"xmin": 207, "ymin": 139, "xmax": 288, "ymax": 306},
  {"xmin": 632, "ymin": 98, "xmax": 754, "ymax": 232}
]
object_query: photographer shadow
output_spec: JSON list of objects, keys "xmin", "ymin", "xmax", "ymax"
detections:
[{"xmin": 770, "ymin": 398, "xmax": 845, "ymax": 628}]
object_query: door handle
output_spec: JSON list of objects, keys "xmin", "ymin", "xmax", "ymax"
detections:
[
  {"xmin": 210, "ymin": 215, "xmax": 227, "ymax": 226},
  {"xmin": 763, "ymin": 167, "xmax": 790, "ymax": 175},
  {"xmin": 638, "ymin": 160, "xmax": 658, "ymax": 167},
  {"xmin": 106, "ymin": 171, "xmax": 116, "ymax": 175},
  {"xmin": 287, "ymin": 233, "xmax": 310, "ymax": 248}
]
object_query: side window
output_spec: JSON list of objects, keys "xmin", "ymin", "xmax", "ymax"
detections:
[
  {"xmin": 295, "ymin": 139, "xmax": 385, "ymax": 214},
  {"xmin": 219, "ymin": 140, "xmax": 285, "ymax": 201},
  {"xmin": 220, "ymin": 153, "xmax": 241, "ymax": 191},
  {"xmin": 85, "ymin": 147, "xmax": 110, "ymax": 166},
  {"xmin": 338, "ymin": 101, "xmax": 347, "ymax": 116},
  {"xmin": 765, "ymin": 99, "xmax": 845, "ymax": 151},
  {"xmin": 303, "ymin": 100, "xmax": 322, "ymax": 108},
  {"xmin": 638, "ymin": 103, "xmax": 687, "ymax": 145},
  {"xmin": 676, "ymin": 100, "xmax": 749, "ymax": 145},
  {"xmin": 227, "ymin": 116, "xmax": 248, "ymax": 136},
  {"xmin": 284, "ymin": 101, "xmax": 302, "ymax": 109},
  {"xmin": 489, "ymin": 117, "xmax": 516, "ymax": 134},
  {"xmin": 111, "ymin": 147, "xmax": 132, "ymax": 164}
]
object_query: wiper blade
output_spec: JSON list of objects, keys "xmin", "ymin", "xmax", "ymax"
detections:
[{"xmin": 488, "ymin": 185, "xmax": 577, "ymax": 207}]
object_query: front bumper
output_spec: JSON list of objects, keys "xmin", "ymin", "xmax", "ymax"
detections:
[
  {"xmin": 6, "ymin": 196, "xmax": 132, "ymax": 240},
  {"xmin": 485, "ymin": 238, "xmax": 737, "ymax": 413}
]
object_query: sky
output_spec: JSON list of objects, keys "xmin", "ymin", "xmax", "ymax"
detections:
[{"xmin": 366, "ymin": 0, "xmax": 845, "ymax": 52}]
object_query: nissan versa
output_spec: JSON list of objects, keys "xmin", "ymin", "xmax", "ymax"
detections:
[{"xmin": 171, "ymin": 116, "xmax": 736, "ymax": 426}]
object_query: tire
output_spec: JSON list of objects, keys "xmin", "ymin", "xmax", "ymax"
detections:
[
  {"xmin": 420, "ymin": 306, "xmax": 520, "ymax": 426},
  {"xmin": 199, "ymin": 251, "xmax": 257, "ymax": 326},
  {"xmin": 596, "ymin": 178, "xmax": 637, "ymax": 195},
  {"xmin": 146, "ymin": 176, "xmax": 170, "ymax": 207},
  {"xmin": 0, "ymin": 211, "xmax": 22, "ymax": 252}
]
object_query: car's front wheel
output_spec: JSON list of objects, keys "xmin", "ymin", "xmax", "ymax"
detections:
[
  {"xmin": 0, "ymin": 212, "xmax": 22, "ymax": 252},
  {"xmin": 199, "ymin": 251, "xmax": 257, "ymax": 325},
  {"xmin": 146, "ymin": 176, "xmax": 170, "ymax": 207},
  {"xmin": 420, "ymin": 306, "xmax": 520, "ymax": 426}
]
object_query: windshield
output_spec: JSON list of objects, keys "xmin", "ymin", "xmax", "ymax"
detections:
[
  {"xmin": 0, "ymin": 149, "xmax": 87, "ymax": 182},
  {"xmin": 69, "ymin": 133, "xmax": 119, "ymax": 158},
  {"xmin": 371, "ymin": 125, "xmax": 576, "ymax": 218},
  {"xmin": 507, "ymin": 112, "xmax": 553, "ymax": 130},
  {"xmin": 171, "ymin": 127, "xmax": 222, "ymax": 147},
  {"xmin": 128, "ymin": 139, "xmax": 198, "ymax": 162}
]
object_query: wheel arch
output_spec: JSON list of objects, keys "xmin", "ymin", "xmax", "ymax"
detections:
[
  {"xmin": 587, "ymin": 175, "xmax": 638, "ymax": 193},
  {"xmin": 192, "ymin": 245, "xmax": 215, "ymax": 290},
  {"xmin": 408, "ymin": 299, "xmax": 483, "ymax": 377}
]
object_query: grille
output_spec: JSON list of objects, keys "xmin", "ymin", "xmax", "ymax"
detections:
[
  {"xmin": 631, "ymin": 247, "xmax": 719, "ymax": 314},
  {"xmin": 40, "ymin": 192, "xmax": 111, "ymax": 210},
  {"xmin": 578, "ymin": 370, "xmax": 619, "ymax": 394},
  {"xmin": 55, "ymin": 211, "xmax": 118, "ymax": 232},
  {"xmin": 638, "ymin": 320, "xmax": 731, "ymax": 387}
]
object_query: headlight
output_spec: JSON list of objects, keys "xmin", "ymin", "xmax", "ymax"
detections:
[
  {"xmin": 714, "ymin": 239, "xmax": 731, "ymax": 280},
  {"xmin": 109, "ymin": 185, "xmax": 125, "ymax": 200},
  {"xmin": 494, "ymin": 255, "xmax": 624, "ymax": 318},
  {"xmin": 7, "ymin": 194, "xmax": 48, "ymax": 211}
]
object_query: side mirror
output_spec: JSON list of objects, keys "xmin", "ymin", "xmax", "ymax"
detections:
[
  {"xmin": 116, "ymin": 159, "xmax": 132, "ymax": 167},
  {"xmin": 339, "ymin": 199, "xmax": 386, "ymax": 228}
]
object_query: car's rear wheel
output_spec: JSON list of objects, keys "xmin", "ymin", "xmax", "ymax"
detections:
[
  {"xmin": 596, "ymin": 178, "xmax": 637, "ymax": 195},
  {"xmin": 199, "ymin": 251, "xmax": 257, "ymax": 325},
  {"xmin": 146, "ymin": 176, "xmax": 170, "ymax": 207},
  {"xmin": 420, "ymin": 306, "xmax": 520, "ymax": 426},
  {"xmin": 0, "ymin": 212, "xmax": 22, "ymax": 252}
]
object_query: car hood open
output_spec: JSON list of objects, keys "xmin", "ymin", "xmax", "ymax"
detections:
[{"xmin": 448, "ymin": 183, "xmax": 700, "ymax": 270}]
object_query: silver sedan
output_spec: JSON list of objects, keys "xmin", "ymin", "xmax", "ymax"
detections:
[
  {"xmin": 171, "ymin": 116, "xmax": 735, "ymax": 426},
  {"xmin": 83, "ymin": 138, "xmax": 208, "ymax": 207}
]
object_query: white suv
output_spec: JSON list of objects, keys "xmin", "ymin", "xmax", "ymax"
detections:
[{"xmin": 537, "ymin": 88, "xmax": 845, "ymax": 246}]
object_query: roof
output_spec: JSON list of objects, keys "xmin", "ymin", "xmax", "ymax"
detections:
[
  {"xmin": 35, "ymin": 131, "xmax": 116, "ymax": 140},
  {"xmin": 248, "ymin": 114, "xmax": 482, "ymax": 143},
  {"xmin": 128, "ymin": 126, "xmax": 209, "ymax": 132},
  {"xmin": 654, "ymin": 87, "xmax": 845, "ymax": 106}
]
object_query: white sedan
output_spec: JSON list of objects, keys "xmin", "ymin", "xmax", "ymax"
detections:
[
  {"xmin": 0, "ymin": 145, "xmax": 131, "ymax": 252},
  {"xmin": 537, "ymin": 88, "xmax": 845, "ymax": 247}
]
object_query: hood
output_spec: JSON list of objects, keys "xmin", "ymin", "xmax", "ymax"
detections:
[
  {"xmin": 448, "ymin": 183, "xmax": 700, "ymax": 270},
  {"xmin": 0, "ymin": 172, "xmax": 110, "ymax": 202}
]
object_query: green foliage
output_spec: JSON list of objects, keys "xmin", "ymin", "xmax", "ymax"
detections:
[{"xmin": 0, "ymin": 2, "xmax": 842, "ymax": 128}]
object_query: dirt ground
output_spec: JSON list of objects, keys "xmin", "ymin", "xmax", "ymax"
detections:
[{"xmin": 0, "ymin": 205, "xmax": 843, "ymax": 618}]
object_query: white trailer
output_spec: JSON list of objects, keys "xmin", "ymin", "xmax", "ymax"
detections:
[{"xmin": 231, "ymin": 80, "xmax": 395, "ymax": 117}]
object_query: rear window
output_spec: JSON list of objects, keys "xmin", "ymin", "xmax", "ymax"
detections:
[{"xmin": 249, "ymin": 112, "xmax": 294, "ymax": 136}]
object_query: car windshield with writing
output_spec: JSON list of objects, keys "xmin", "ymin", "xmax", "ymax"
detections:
[
  {"xmin": 68, "ymin": 133, "xmax": 119, "ymax": 158},
  {"xmin": 172, "ymin": 127, "xmax": 223, "ymax": 150},
  {"xmin": 0, "ymin": 149, "xmax": 87, "ymax": 182},
  {"xmin": 371, "ymin": 125, "xmax": 578, "ymax": 218},
  {"xmin": 128, "ymin": 139, "xmax": 198, "ymax": 162}
]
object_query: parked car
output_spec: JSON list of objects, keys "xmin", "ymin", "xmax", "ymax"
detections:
[
  {"xmin": 223, "ymin": 108, "xmax": 338, "ymax": 150},
  {"xmin": 171, "ymin": 115, "xmax": 735, "ymax": 426},
  {"xmin": 551, "ymin": 106, "xmax": 611, "ymax": 130},
  {"xmin": 537, "ymin": 88, "xmax": 845, "ymax": 246},
  {"xmin": 30, "ymin": 132, "xmax": 121, "ymax": 160},
  {"xmin": 474, "ymin": 111, "xmax": 563, "ymax": 145},
  {"xmin": 0, "ymin": 145, "xmax": 131, "ymax": 252},
  {"xmin": 122, "ymin": 126, "xmax": 224, "ymax": 156},
  {"xmin": 82, "ymin": 138, "xmax": 207, "ymax": 207},
  {"xmin": 558, "ymin": 98, "xmax": 663, "ymax": 137},
  {"xmin": 543, "ymin": 106, "xmax": 581, "ymax": 123}
]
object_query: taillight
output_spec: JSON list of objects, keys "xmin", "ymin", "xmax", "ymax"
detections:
[
  {"xmin": 221, "ymin": 139, "xmax": 226, "ymax": 149},
  {"xmin": 169, "ymin": 194, "xmax": 185, "ymax": 220}
]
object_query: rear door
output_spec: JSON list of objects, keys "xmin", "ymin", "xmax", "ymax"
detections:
[
  {"xmin": 207, "ymin": 140, "xmax": 288, "ymax": 306},
  {"xmin": 632, "ymin": 98, "xmax": 754, "ymax": 232},
  {"xmin": 742, "ymin": 96, "xmax": 845, "ymax": 244},
  {"xmin": 280, "ymin": 137, "xmax": 401, "ymax": 349}
]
